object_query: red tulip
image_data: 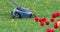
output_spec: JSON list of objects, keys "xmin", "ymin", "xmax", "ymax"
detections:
[
  {"xmin": 52, "ymin": 13, "xmax": 57, "ymax": 18},
  {"xmin": 39, "ymin": 18, "xmax": 43, "ymax": 22},
  {"xmin": 46, "ymin": 28, "xmax": 56, "ymax": 32},
  {"xmin": 54, "ymin": 22, "xmax": 58, "ymax": 29},
  {"xmin": 45, "ymin": 21, "xmax": 50, "ymax": 25},
  {"xmin": 50, "ymin": 18, "xmax": 54, "ymax": 22},
  {"xmin": 39, "ymin": 17, "xmax": 47, "ymax": 22},
  {"xmin": 51, "ymin": 30, "xmax": 55, "ymax": 32},
  {"xmin": 52, "ymin": 12, "xmax": 60, "ymax": 18},
  {"xmin": 46, "ymin": 28, "xmax": 51, "ymax": 32},
  {"xmin": 42, "ymin": 17, "xmax": 47, "ymax": 22},
  {"xmin": 40, "ymin": 22, "xmax": 44, "ymax": 27},
  {"xmin": 34, "ymin": 17, "xmax": 39, "ymax": 22}
]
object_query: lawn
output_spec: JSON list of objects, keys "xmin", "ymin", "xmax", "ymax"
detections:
[{"xmin": 0, "ymin": 0, "xmax": 60, "ymax": 32}]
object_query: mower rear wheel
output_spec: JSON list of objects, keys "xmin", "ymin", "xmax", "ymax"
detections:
[{"xmin": 14, "ymin": 12, "xmax": 21, "ymax": 18}]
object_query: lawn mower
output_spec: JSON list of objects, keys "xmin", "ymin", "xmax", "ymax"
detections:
[{"xmin": 10, "ymin": 0, "xmax": 36, "ymax": 18}]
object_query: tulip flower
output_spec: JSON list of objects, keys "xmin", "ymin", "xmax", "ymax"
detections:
[
  {"xmin": 46, "ymin": 28, "xmax": 56, "ymax": 32},
  {"xmin": 40, "ymin": 22, "xmax": 44, "ymax": 27},
  {"xmin": 39, "ymin": 18, "xmax": 43, "ymax": 22},
  {"xmin": 45, "ymin": 21, "xmax": 50, "ymax": 25},
  {"xmin": 39, "ymin": 17, "xmax": 47, "ymax": 22},
  {"xmin": 42, "ymin": 17, "xmax": 47, "ymax": 22},
  {"xmin": 54, "ymin": 22, "xmax": 58, "ymax": 29},
  {"xmin": 51, "ymin": 30, "xmax": 55, "ymax": 32},
  {"xmin": 50, "ymin": 18, "xmax": 54, "ymax": 22},
  {"xmin": 34, "ymin": 17, "xmax": 39, "ymax": 22},
  {"xmin": 52, "ymin": 12, "xmax": 60, "ymax": 18},
  {"xmin": 46, "ymin": 28, "xmax": 51, "ymax": 32}
]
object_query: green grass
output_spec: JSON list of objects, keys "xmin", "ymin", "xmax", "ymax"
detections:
[{"xmin": 0, "ymin": 0, "xmax": 60, "ymax": 32}]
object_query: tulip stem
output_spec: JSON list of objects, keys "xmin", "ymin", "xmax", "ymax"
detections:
[{"xmin": 59, "ymin": 28, "xmax": 60, "ymax": 32}]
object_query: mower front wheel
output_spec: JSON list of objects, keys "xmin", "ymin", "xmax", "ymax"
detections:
[
  {"xmin": 12, "ymin": 12, "xmax": 21, "ymax": 19},
  {"xmin": 29, "ymin": 14, "xmax": 36, "ymax": 18}
]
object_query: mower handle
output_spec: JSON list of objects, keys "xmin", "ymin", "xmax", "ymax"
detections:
[{"xmin": 10, "ymin": 0, "xmax": 21, "ymax": 8}]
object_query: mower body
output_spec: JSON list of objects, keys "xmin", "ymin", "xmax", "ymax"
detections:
[{"xmin": 11, "ymin": 7, "xmax": 36, "ymax": 18}]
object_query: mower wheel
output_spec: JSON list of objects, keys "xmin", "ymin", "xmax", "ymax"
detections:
[
  {"xmin": 29, "ymin": 14, "xmax": 36, "ymax": 18},
  {"xmin": 14, "ymin": 12, "xmax": 21, "ymax": 18},
  {"xmin": 11, "ymin": 12, "xmax": 21, "ymax": 18}
]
